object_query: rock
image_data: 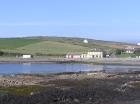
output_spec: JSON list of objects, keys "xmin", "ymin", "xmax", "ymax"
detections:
[
  {"xmin": 30, "ymin": 92, "xmax": 34, "ymax": 96},
  {"xmin": 74, "ymin": 98, "xmax": 80, "ymax": 103}
]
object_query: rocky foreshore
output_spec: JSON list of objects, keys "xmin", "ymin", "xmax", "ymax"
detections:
[
  {"xmin": 0, "ymin": 72, "xmax": 140, "ymax": 104},
  {"xmin": 0, "ymin": 72, "xmax": 113, "ymax": 87}
]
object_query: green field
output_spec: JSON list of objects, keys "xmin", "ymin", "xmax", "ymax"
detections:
[
  {"xmin": 15, "ymin": 41, "xmax": 90, "ymax": 55},
  {"xmin": 0, "ymin": 38, "xmax": 41, "ymax": 49},
  {"xmin": 117, "ymin": 53, "xmax": 136, "ymax": 58},
  {"xmin": 0, "ymin": 37, "xmax": 137, "ymax": 56},
  {"xmin": 46, "ymin": 37, "xmax": 134, "ymax": 49}
]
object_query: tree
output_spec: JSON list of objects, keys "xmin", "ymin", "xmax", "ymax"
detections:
[
  {"xmin": 0, "ymin": 51, "xmax": 4, "ymax": 56},
  {"xmin": 115, "ymin": 49, "xmax": 123, "ymax": 55},
  {"xmin": 134, "ymin": 50, "xmax": 140, "ymax": 56}
]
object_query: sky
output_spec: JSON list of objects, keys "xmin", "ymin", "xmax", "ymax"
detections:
[{"xmin": 0, "ymin": 0, "xmax": 140, "ymax": 42}]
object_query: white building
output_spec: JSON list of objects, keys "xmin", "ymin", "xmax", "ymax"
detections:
[
  {"xmin": 125, "ymin": 46, "xmax": 135, "ymax": 53},
  {"xmin": 22, "ymin": 55, "xmax": 32, "ymax": 59},
  {"xmin": 81, "ymin": 51, "xmax": 103, "ymax": 59},
  {"xmin": 83, "ymin": 39, "xmax": 88, "ymax": 44},
  {"xmin": 87, "ymin": 51, "xmax": 103, "ymax": 58},
  {"xmin": 137, "ymin": 43, "xmax": 140, "ymax": 46}
]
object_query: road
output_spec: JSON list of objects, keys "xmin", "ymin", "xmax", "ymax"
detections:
[{"xmin": 0, "ymin": 57, "xmax": 140, "ymax": 65}]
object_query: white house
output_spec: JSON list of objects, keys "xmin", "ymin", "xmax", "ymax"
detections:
[
  {"xmin": 125, "ymin": 46, "xmax": 135, "ymax": 53},
  {"xmin": 81, "ymin": 53, "xmax": 92, "ymax": 59},
  {"xmin": 87, "ymin": 51, "xmax": 103, "ymax": 58},
  {"xmin": 22, "ymin": 55, "xmax": 32, "ymax": 59},
  {"xmin": 81, "ymin": 51, "xmax": 103, "ymax": 59}
]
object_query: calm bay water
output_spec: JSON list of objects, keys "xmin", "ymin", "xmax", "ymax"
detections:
[{"xmin": 0, "ymin": 63, "xmax": 140, "ymax": 74}]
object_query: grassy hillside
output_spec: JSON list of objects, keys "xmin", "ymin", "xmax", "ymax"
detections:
[
  {"xmin": 0, "ymin": 38, "xmax": 41, "ymax": 49},
  {"xmin": 45, "ymin": 37, "xmax": 135, "ymax": 49},
  {"xmin": 15, "ymin": 41, "xmax": 90, "ymax": 55},
  {"xmin": 0, "ymin": 37, "xmax": 138, "ymax": 56}
]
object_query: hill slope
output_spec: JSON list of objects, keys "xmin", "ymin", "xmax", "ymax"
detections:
[
  {"xmin": 45, "ymin": 37, "xmax": 135, "ymax": 49},
  {"xmin": 0, "ymin": 38, "xmax": 41, "ymax": 49},
  {"xmin": 15, "ymin": 41, "xmax": 90, "ymax": 55},
  {"xmin": 0, "ymin": 37, "xmax": 138, "ymax": 56}
]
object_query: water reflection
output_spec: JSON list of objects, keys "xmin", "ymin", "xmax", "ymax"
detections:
[
  {"xmin": 0, "ymin": 63, "xmax": 140, "ymax": 74},
  {"xmin": 65, "ymin": 64, "xmax": 104, "ymax": 72},
  {"xmin": 105, "ymin": 65, "xmax": 140, "ymax": 73},
  {"xmin": 22, "ymin": 63, "xmax": 31, "ymax": 73}
]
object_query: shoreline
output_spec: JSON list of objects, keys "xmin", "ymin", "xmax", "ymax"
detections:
[
  {"xmin": 0, "ymin": 57, "xmax": 140, "ymax": 66},
  {"xmin": 1, "ymin": 71, "xmax": 140, "ymax": 104},
  {"xmin": 0, "ymin": 71, "xmax": 137, "ymax": 87}
]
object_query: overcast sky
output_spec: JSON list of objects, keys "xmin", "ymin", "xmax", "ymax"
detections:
[{"xmin": 0, "ymin": 0, "xmax": 140, "ymax": 42}]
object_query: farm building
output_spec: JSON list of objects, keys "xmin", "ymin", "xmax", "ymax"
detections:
[{"xmin": 22, "ymin": 55, "xmax": 33, "ymax": 59}]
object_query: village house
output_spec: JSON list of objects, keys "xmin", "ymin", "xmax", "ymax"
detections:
[
  {"xmin": 125, "ymin": 46, "xmax": 135, "ymax": 54},
  {"xmin": 66, "ymin": 53, "xmax": 81, "ymax": 59},
  {"xmin": 66, "ymin": 50, "xmax": 103, "ymax": 59},
  {"xmin": 22, "ymin": 55, "xmax": 33, "ymax": 59},
  {"xmin": 87, "ymin": 51, "xmax": 103, "ymax": 58}
]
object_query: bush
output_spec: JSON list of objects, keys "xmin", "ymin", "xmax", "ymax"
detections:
[
  {"xmin": 115, "ymin": 49, "xmax": 124, "ymax": 55},
  {"xmin": 134, "ymin": 50, "xmax": 140, "ymax": 56},
  {"xmin": 0, "ymin": 51, "xmax": 4, "ymax": 56}
]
